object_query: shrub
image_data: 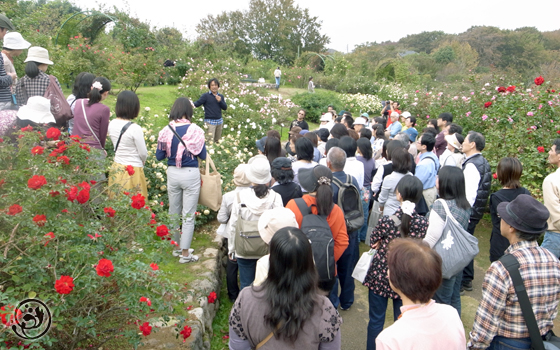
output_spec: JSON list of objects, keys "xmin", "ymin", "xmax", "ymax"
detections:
[{"xmin": 291, "ymin": 90, "xmax": 343, "ymax": 123}]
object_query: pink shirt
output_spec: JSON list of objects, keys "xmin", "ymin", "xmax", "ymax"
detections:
[{"xmin": 376, "ymin": 300, "xmax": 466, "ymax": 350}]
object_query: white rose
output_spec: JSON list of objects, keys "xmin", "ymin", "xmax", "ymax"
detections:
[
  {"xmin": 145, "ymin": 107, "xmax": 151, "ymax": 111},
  {"xmin": 149, "ymin": 135, "xmax": 156, "ymax": 142},
  {"xmin": 160, "ymin": 185, "xmax": 167, "ymax": 191},
  {"xmin": 203, "ymin": 209, "xmax": 210, "ymax": 215}
]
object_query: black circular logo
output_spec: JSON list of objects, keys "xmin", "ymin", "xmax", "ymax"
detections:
[{"xmin": 11, "ymin": 299, "xmax": 52, "ymax": 340}]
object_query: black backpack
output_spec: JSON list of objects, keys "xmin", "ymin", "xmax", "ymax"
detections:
[
  {"xmin": 295, "ymin": 198, "xmax": 335, "ymax": 286},
  {"xmin": 333, "ymin": 174, "xmax": 364, "ymax": 232}
]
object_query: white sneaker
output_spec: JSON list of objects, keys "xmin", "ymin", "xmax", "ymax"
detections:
[
  {"xmin": 173, "ymin": 249, "xmax": 194, "ymax": 257},
  {"xmin": 179, "ymin": 254, "xmax": 199, "ymax": 263}
]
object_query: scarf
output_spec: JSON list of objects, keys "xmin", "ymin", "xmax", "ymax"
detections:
[{"xmin": 157, "ymin": 119, "xmax": 205, "ymax": 168}]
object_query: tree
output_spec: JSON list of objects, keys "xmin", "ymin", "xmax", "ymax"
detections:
[
  {"xmin": 196, "ymin": 0, "xmax": 329, "ymax": 65},
  {"xmin": 398, "ymin": 31, "xmax": 449, "ymax": 54}
]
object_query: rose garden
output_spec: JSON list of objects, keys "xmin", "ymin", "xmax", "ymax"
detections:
[{"xmin": 2, "ymin": 2, "xmax": 560, "ymax": 349}]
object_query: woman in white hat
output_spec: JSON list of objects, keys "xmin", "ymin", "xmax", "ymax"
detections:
[
  {"xmin": 226, "ymin": 155, "xmax": 283, "ymax": 289},
  {"xmin": 439, "ymin": 133, "xmax": 465, "ymax": 168},
  {"xmin": 15, "ymin": 47, "xmax": 60, "ymax": 106},
  {"xmin": 1, "ymin": 32, "xmax": 30, "ymax": 110}
]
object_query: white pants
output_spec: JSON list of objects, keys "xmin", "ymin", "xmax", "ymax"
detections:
[{"xmin": 167, "ymin": 166, "xmax": 200, "ymax": 250}]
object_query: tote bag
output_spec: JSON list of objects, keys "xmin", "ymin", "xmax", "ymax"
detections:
[
  {"xmin": 433, "ymin": 199, "xmax": 479, "ymax": 279},
  {"xmin": 198, "ymin": 154, "xmax": 222, "ymax": 211},
  {"xmin": 352, "ymin": 249, "xmax": 377, "ymax": 283}
]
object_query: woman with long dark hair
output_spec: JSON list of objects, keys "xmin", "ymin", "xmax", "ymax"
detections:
[
  {"xmin": 72, "ymin": 77, "xmax": 111, "ymax": 152},
  {"xmin": 292, "ymin": 137, "xmax": 318, "ymax": 191},
  {"xmin": 286, "ymin": 165, "xmax": 349, "ymax": 292},
  {"xmin": 363, "ymin": 175, "xmax": 428, "ymax": 350},
  {"xmin": 229, "ymin": 227, "xmax": 342, "ymax": 349},
  {"xmin": 156, "ymin": 97, "xmax": 207, "ymax": 263},
  {"xmin": 423, "ymin": 166, "xmax": 471, "ymax": 315},
  {"xmin": 264, "ymin": 136, "xmax": 282, "ymax": 164},
  {"xmin": 357, "ymin": 138, "xmax": 375, "ymax": 242}
]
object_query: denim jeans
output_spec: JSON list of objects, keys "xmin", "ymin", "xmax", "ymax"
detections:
[
  {"xmin": 487, "ymin": 336, "xmax": 531, "ymax": 349},
  {"xmin": 433, "ymin": 271, "xmax": 462, "ymax": 316},
  {"xmin": 237, "ymin": 258, "xmax": 257, "ymax": 290},
  {"xmin": 367, "ymin": 291, "xmax": 402, "ymax": 350},
  {"xmin": 358, "ymin": 187, "xmax": 371, "ymax": 242},
  {"xmin": 167, "ymin": 167, "xmax": 200, "ymax": 251},
  {"xmin": 275, "ymin": 77, "xmax": 280, "ymax": 88},
  {"xmin": 542, "ymin": 231, "xmax": 560, "ymax": 259},
  {"xmin": 329, "ymin": 230, "xmax": 358, "ymax": 309}
]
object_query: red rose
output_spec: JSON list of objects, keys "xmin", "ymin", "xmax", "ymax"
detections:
[
  {"xmin": 56, "ymin": 156, "xmax": 70, "ymax": 165},
  {"xmin": 538, "ymin": 146, "xmax": 545, "ymax": 153},
  {"xmin": 96, "ymin": 258, "xmax": 114, "ymax": 277},
  {"xmin": 208, "ymin": 291, "xmax": 217, "ymax": 304},
  {"xmin": 77, "ymin": 181, "xmax": 91, "ymax": 191},
  {"xmin": 76, "ymin": 189, "xmax": 90, "ymax": 204},
  {"xmin": 104, "ymin": 207, "xmax": 116, "ymax": 217},
  {"xmin": 70, "ymin": 135, "xmax": 81, "ymax": 141},
  {"xmin": 139, "ymin": 297, "xmax": 152, "ymax": 306},
  {"xmin": 55, "ymin": 275, "xmax": 75, "ymax": 294},
  {"xmin": 49, "ymin": 190, "xmax": 60, "ymax": 197},
  {"xmin": 156, "ymin": 225, "xmax": 169, "ymax": 237},
  {"xmin": 150, "ymin": 263, "xmax": 159, "ymax": 271},
  {"xmin": 125, "ymin": 165, "xmax": 135, "ymax": 176},
  {"xmin": 46, "ymin": 127, "xmax": 61, "ymax": 140},
  {"xmin": 20, "ymin": 125, "xmax": 33, "ymax": 132},
  {"xmin": 131, "ymin": 194, "xmax": 146, "ymax": 209},
  {"xmin": 180, "ymin": 325, "xmax": 192, "ymax": 341},
  {"xmin": 28, "ymin": 175, "xmax": 47, "ymax": 190},
  {"xmin": 497, "ymin": 86, "xmax": 506, "ymax": 93},
  {"xmin": 44, "ymin": 232, "xmax": 55, "ymax": 246},
  {"xmin": 492, "ymin": 173, "xmax": 498, "ymax": 180},
  {"xmin": 139, "ymin": 322, "xmax": 152, "ymax": 336},
  {"xmin": 535, "ymin": 76, "xmax": 545, "ymax": 85},
  {"xmin": 0, "ymin": 305, "xmax": 22, "ymax": 326},
  {"xmin": 33, "ymin": 214, "xmax": 47, "ymax": 226},
  {"xmin": 506, "ymin": 85, "xmax": 516, "ymax": 93},
  {"xmin": 31, "ymin": 146, "xmax": 44, "ymax": 155},
  {"xmin": 484, "ymin": 102, "xmax": 492, "ymax": 108},
  {"xmin": 7, "ymin": 204, "xmax": 22, "ymax": 216},
  {"xmin": 65, "ymin": 186, "xmax": 78, "ymax": 202},
  {"xmin": 557, "ymin": 130, "xmax": 560, "ymax": 134}
]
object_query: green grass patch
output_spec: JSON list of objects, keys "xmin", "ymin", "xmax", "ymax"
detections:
[{"xmin": 210, "ymin": 277, "xmax": 234, "ymax": 350}]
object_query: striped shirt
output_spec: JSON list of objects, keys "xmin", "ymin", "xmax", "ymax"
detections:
[
  {"xmin": 468, "ymin": 240, "xmax": 560, "ymax": 349},
  {"xmin": 0, "ymin": 54, "xmax": 12, "ymax": 103}
]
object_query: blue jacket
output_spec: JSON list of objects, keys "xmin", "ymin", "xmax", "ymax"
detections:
[
  {"xmin": 194, "ymin": 91, "xmax": 227, "ymax": 120},
  {"xmin": 415, "ymin": 152, "xmax": 439, "ymax": 189}
]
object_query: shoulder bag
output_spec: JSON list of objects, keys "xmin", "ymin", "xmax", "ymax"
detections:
[
  {"xmin": 81, "ymin": 99, "xmax": 107, "ymax": 156},
  {"xmin": 500, "ymin": 254, "xmax": 560, "ymax": 350},
  {"xmin": 44, "ymin": 75, "xmax": 72, "ymax": 128},
  {"xmin": 433, "ymin": 199, "xmax": 479, "ymax": 279},
  {"xmin": 114, "ymin": 121, "xmax": 132, "ymax": 152}
]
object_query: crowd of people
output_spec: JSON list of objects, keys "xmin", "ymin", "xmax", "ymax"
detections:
[
  {"xmin": 222, "ymin": 101, "xmax": 560, "ymax": 349},
  {"xmin": 2, "ymin": 13, "xmax": 560, "ymax": 350}
]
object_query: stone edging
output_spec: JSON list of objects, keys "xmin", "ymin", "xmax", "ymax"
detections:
[{"xmin": 138, "ymin": 233, "xmax": 225, "ymax": 349}]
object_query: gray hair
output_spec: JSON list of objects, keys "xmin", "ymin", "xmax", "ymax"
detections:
[
  {"xmin": 327, "ymin": 146, "xmax": 346, "ymax": 171},
  {"xmin": 393, "ymin": 132, "xmax": 410, "ymax": 146}
]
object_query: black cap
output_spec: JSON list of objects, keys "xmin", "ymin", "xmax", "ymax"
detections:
[{"xmin": 497, "ymin": 194, "xmax": 549, "ymax": 235}]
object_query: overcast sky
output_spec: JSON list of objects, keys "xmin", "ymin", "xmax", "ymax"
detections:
[{"xmin": 72, "ymin": 0, "xmax": 560, "ymax": 53}]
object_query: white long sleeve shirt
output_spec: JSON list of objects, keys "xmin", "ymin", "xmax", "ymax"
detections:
[
  {"xmin": 108, "ymin": 119, "xmax": 148, "ymax": 167},
  {"xmin": 463, "ymin": 154, "xmax": 481, "ymax": 207}
]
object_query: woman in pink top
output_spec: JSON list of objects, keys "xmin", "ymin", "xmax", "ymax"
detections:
[
  {"xmin": 72, "ymin": 77, "xmax": 111, "ymax": 152},
  {"xmin": 376, "ymin": 238, "xmax": 465, "ymax": 350}
]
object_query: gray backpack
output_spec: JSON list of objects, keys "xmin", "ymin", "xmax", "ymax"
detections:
[{"xmin": 333, "ymin": 174, "xmax": 364, "ymax": 232}]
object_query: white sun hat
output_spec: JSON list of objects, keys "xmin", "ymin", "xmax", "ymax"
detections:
[
  {"xmin": 24, "ymin": 46, "xmax": 53, "ymax": 65},
  {"xmin": 3, "ymin": 32, "xmax": 31, "ymax": 50}
]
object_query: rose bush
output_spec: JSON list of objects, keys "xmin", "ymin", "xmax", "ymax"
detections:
[
  {"xmin": 0, "ymin": 129, "xmax": 197, "ymax": 349},
  {"xmin": 404, "ymin": 76, "xmax": 560, "ymax": 195}
]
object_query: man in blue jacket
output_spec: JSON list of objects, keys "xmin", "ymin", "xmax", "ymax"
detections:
[{"xmin": 194, "ymin": 78, "xmax": 227, "ymax": 143}]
